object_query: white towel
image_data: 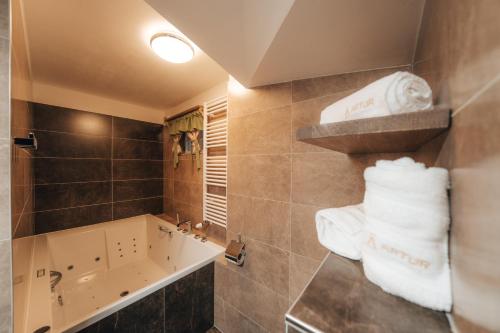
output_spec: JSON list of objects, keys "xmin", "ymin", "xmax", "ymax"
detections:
[
  {"xmin": 320, "ymin": 71, "xmax": 433, "ymax": 124},
  {"xmin": 315, "ymin": 204, "xmax": 365, "ymax": 260},
  {"xmin": 361, "ymin": 157, "xmax": 452, "ymax": 311}
]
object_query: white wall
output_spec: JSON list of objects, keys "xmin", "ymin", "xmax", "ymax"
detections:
[{"xmin": 165, "ymin": 79, "xmax": 228, "ymax": 118}]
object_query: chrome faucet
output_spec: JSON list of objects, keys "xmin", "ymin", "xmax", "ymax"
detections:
[
  {"xmin": 177, "ymin": 220, "xmax": 192, "ymax": 234},
  {"xmin": 50, "ymin": 270, "xmax": 62, "ymax": 291},
  {"xmin": 176, "ymin": 213, "xmax": 192, "ymax": 234}
]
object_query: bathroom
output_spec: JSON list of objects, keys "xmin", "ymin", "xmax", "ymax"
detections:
[{"xmin": 1, "ymin": 0, "xmax": 499, "ymax": 332}]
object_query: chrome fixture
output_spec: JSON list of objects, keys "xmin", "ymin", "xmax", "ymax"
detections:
[
  {"xmin": 200, "ymin": 220, "xmax": 211, "ymax": 241},
  {"xmin": 13, "ymin": 132, "xmax": 37, "ymax": 150},
  {"xmin": 158, "ymin": 225, "xmax": 173, "ymax": 237},
  {"xmin": 177, "ymin": 220, "xmax": 192, "ymax": 234},
  {"xmin": 50, "ymin": 271, "xmax": 62, "ymax": 291}
]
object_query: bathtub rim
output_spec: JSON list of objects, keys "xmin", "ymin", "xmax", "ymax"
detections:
[{"xmin": 21, "ymin": 214, "xmax": 224, "ymax": 333}]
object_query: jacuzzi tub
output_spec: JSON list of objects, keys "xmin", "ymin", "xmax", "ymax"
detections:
[{"xmin": 18, "ymin": 214, "xmax": 224, "ymax": 333}]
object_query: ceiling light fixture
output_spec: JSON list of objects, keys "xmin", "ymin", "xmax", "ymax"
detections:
[{"xmin": 150, "ymin": 32, "xmax": 194, "ymax": 63}]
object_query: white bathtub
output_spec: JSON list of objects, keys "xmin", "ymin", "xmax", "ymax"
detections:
[{"xmin": 16, "ymin": 214, "xmax": 224, "ymax": 333}]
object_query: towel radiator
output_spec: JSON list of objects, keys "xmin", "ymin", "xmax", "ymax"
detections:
[{"xmin": 203, "ymin": 96, "xmax": 228, "ymax": 229}]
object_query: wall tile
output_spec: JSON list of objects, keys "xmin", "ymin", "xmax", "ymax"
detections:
[
  {"xmin": 229, "ymin": 105, "xmax": 291, "ymax": 155},
  {"xmin": 291, "ymin": 203, "xmax": 329, "ymax": 261},
  {"xmin": 34, "ymin": 158, "xmax": 111, "ymax": 184},
  {"xmin": 229, "ymin": 238, "xmax": 290, "ymax": 298},
  {"xmin": 33, "ymin": 130, "xmax": 111, "ymax": 158},
  {"xmin": 228, "ymin": 154, "xmax": 291, "ymax": 202},
  {"xmin": 244, "ymin": 197, "xmax": 290, "ymax": 251},
  {"xmin": 112, "ymin": 117, "xmax": 163, "ymax": 141},
  {"xmin": 113, "ymin": 197, "xmax": 163, "ymax": 220},
  {"xmin": 32, "ymin": 103, "xmax": 112, "ymax": 136},
  {"xmin": 229, "ymin": 82, "xmax": 291, "ymax": 118},
  {"xmin": 291, "ymin": 90, "xmax": 355, "ymax": 153},
  {"xmin": 173, "ymin": 180, "xmax": 190, "ymax": 203},
  {"xmin": 0, "ymin": 239, "xmax": 11, "ymax": 333},
  {"xmin": 113, "ymin": 179, "xmax": 162, "ymax": 202},
  {"xmin": 0, "ymin": 139, "xmax": 10, "ymax": 240},
  {"xmin": 112, "ymin": 138, "xmax": 163, "ymax": 160},
  {"xmin": 0, "ymin": 38, "xmax": 9, "ymax": 140},
  {"xmin": 438, "ymin": 81, "xmax": 500, "ymax": 332},
  {"xmin": 289, "ymin": 253, "xmax": 322, "ymax": 302},
  {"xmin": 216, "ymin": 263, "xmax": 289, "ymax": 333},
  {"xmin": 34, "ymin": 182, "xmax": 111, "ymax": 211},
  {"xmin": 113, "ymin": 160, "xmax": 163, "ymax": 180},
  {"xmin": 291, "ymin": 152, "xmax": 367, "ymax": 207},
  {"xmin": 34, "ymin": 204, "xmax": 112, "ymax": 234},
  {"xmin": 222, "ymin": 301, "xmax": 267, "ymax": 333},
  {"xmin": 291, "ymin": 67, "xmax": 409, "ymax": 103}
]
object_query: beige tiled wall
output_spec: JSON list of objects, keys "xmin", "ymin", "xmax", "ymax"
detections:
[
  {"xmin": 0, "ymin": 0, "xmax": 12, "ymax": 331},
  {"xmin": 215, "ymin": 66, "xmax": 443, "ymax": 333},
  {"xmin": 415, "ymin": 0, "xmax": 500, "ymax": 332}
]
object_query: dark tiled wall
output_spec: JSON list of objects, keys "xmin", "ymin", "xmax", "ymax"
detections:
[
  {"xmin": 78, "ymin": 262, "xmax": 214, "ymax": 333},
  {"xmin": 11, "ymin": 99, "xmax": 34, "ymax": 238},
  {"xmin": 414, "ymin": 1, "xmax": 500, "ymax": 332},
  {"xmin": 31, "ymin": 103, "xmax": 163, "ymax": 234}
]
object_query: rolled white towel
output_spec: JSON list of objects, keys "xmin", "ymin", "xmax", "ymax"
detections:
[
  {"xmin": 361, "ymin": 157, "xmax": 452, "ymax": 311},
  {"xmin": 315, "ymin": 204, "xmax": 365, "ymax": 260},
  {"xmin": 320, "ymin": 72, "xmax": 433, "ymax": 124}
]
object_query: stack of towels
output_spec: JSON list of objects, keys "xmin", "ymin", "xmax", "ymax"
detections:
[
  {"xmin": 316, "ymin": 157, "xmax": 452, "ymax": 311},
  {"xmin": 319, "ymin": 71, "xmax": 433, "ymax": 124}
]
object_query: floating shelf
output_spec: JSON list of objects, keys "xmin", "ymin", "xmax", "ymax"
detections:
[{"xmin": 296, "ymin": 108, "xmax": 451, "ymax": 154}]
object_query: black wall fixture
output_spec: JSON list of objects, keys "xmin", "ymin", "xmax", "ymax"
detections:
[{"xmin": 13, "ymin": 132, "xmax": 37, "ymax": 150}]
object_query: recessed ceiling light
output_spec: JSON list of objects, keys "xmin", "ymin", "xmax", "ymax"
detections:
[{"xmin": 150, "ymin": 32, "xmax": 194, "ymax": 63}]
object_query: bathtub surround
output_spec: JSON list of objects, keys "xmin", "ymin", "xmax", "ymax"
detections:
[
  {"xmin": 215, "ymin": 65, "xmax": 442, "ymax": 333},
  {"xmin": 0, "ymin": 0, "xmax": 12, "ymax": 330},
  {"xmin": 78, "ymin": 263, "xmax": 214, "ymax": 333},
  {"xmin": 414, "ymin": 0, "xmax": 500, "ymax": 331},
  {"xmin": 31, "ymin": 102, "xmax": 163, "ymax": 234}
]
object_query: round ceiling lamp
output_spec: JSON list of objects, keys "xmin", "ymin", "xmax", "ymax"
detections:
[{"xmin": 150, "ymin": 32, "xmax": 194, "ymax": 63}]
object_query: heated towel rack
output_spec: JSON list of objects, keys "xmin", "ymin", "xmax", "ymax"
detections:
[{"xmin": 203, "ymin": 96, "xmax": 228, "ymax": 229}]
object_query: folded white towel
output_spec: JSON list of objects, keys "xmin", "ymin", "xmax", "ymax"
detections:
[
  {"xmin": 361, "ymin": 157, "xmax": 452, "ymax": 311},
  {"xmin": 320, "ymin": 72, "xmax": 433, "ymax": 124},
  {"xmin": 315, "ymin": 204, "xmax": 365, "ymax": 260}
]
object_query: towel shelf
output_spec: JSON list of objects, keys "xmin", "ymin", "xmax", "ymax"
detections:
[{"xmin": 296, "ymin": 108, "xmax": 451, "ymax": 154}]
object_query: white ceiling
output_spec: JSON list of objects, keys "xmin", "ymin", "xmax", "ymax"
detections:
[
  {"xmin": 22, "ymin": 0, "xmax": 228, "ymax": 110},
  {"xmin": 147, "ymin": 0, "xmax": 425, "ymax": 87}
]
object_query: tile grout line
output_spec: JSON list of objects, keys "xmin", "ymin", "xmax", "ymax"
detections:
[
  {"xmin": 452, "ymin": 72, "xmax": 500, "ymax": 117},
  {"xmin": 31, "ymin": 195, "xmax": 164, "ymax": 214},
  {"xmin": 288, "ymin": 82, "xmax": 293, "ymax": 305},
  {"xmin": 111, "ymin": 116, "xmax": 114, "ymax": 220}
]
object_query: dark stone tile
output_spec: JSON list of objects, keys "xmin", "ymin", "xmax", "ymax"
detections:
[
  {"xmin": 193, "ymin": 263, "xmax": 215, "ymax": 332},
  {"xmin": 34, "ymin": 204, "xmax": 112, "ymax": 234},
  {"xmin": 34, "ymin": 182, "xmax": 111, "ymax": 211},
  {"xmin": 113, "ymin": 160, "xmax": 163, "ymax": 180},
  {"xmin": 113, "ymin": 138, "xmax": 163, "ymax": 160},
  {"xmin": 34, "ymin": 158, "xmax": 111, "ymax": 184},
  {"xmin": 113, "ymin": 179, "xmax": 163, "ymax": 202},
  {"xmin": 165, "ymin": 268, "xmax": 196, "ymax": 333},
  {"xmin": 33, "ymin": 130, "xmax": 111, "ymax": 158},
  {"xmin": 32, "ymin": 103, "xmax": 112, "ymax": 136},
  {"xmin": 79, "ymin": 289, "xmax": 165, "ymax": 333},
  {"xmin": 112, "ymin": 117, "xmax": 163, "ymax": 142},
  {"xmin": 113, "ymin": 197, "xmax": 163, "ymax": 219}
]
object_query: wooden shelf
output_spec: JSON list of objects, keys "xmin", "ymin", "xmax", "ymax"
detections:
[{"xmin": 296, "ymin": 108, "xmax": 451, "ymax": 154}]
